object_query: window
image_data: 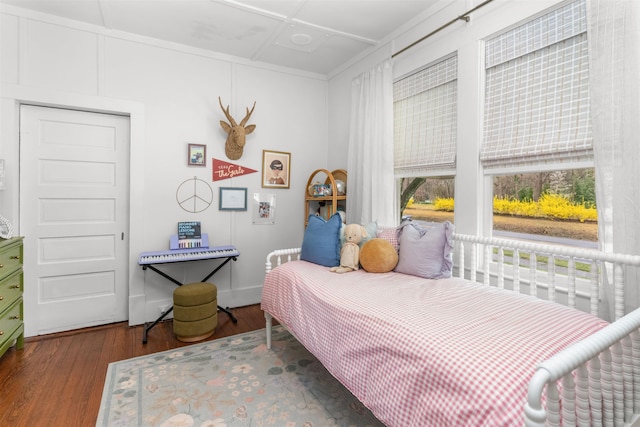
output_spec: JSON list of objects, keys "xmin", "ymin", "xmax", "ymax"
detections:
[
  {"xmin": 492, "ymin": 169, "xmax": 596, "ymax": 244},
  {"xmin": 401, "ymin": 177, "xmax": 455, "ymax": 225},
  {"xmin": 394, "ymin": 54, "xmax": 458, "ymax": 222},
  {"xmin": 481, "ymin": 0, "xmax": 592, "ymax": 173},
  {"xmin": 482, "ymin": 0, "xmax": 594, "ymax": 240},
  {"xmin": 394, "ymin": 54, "xmax": 457, "ymax": 177},
  {"xmin": 481, "ymin": 0, "xmax": 596, "ymax": 295}
]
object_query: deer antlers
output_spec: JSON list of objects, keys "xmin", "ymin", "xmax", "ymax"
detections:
[{"xmin": 218, "ymin": 97, "xmax": 256, "ymax": 160}]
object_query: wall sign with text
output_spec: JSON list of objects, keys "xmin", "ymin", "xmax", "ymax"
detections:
[{"xmin": 212, "ymin": 158, "xmax": 257, "ymax": 181}]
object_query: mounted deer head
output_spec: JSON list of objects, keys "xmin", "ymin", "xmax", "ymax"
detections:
[{"xmin": 218, "ymin": 97, "xmax": 256, "ymax": 160}]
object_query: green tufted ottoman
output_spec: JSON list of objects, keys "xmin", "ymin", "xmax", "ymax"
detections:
[{"xmin": 173, "ymin": 282, "xmax": 218, "ymax": 342}]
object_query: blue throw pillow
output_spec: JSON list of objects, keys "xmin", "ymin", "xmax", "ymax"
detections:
[{"xmin": 300, "ymin": 213, "xmax": 342, "ymax": 267}]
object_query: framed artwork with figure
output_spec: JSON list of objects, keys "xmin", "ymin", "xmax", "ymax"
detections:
[
  {"xmin": 262, "ymin": 150, "xmax": 290, "ymax": 189},
  {"xmin": 188, "ymin": 143, "xmax": 206, "ymax": 166}
]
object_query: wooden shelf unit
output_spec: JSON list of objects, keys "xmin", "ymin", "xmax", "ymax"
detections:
[{"xmin": 304, "ymin": 169, "xmax": 347, "ymax": 228}]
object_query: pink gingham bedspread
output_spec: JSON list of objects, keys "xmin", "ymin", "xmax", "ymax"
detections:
[{"xmin": 260, "ymin": 260, "xmax": 609, "ymax": 427}]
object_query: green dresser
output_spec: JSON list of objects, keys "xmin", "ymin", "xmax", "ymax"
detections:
[{"xmin": 0, "ymin": 237, "xmax": 24, "ymax": 358}]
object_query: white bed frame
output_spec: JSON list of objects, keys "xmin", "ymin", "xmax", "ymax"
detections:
[{"xmin": 264, "ymin": 233, "xmax": 640, "ymax": 426}]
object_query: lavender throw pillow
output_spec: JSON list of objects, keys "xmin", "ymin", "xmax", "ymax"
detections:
[{"xmin": 394, "ymin": 220, "xmax": 454, "ymax": 279}]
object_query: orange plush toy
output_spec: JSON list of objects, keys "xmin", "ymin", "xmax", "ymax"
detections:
[{"xmin": 359, "ymin": 238, "xmax": 399, "ymax": 273}]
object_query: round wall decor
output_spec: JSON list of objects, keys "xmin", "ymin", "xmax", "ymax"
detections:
[{"xmin": 176, "ymin": 177, "xmax": 213, "ymax": 213}]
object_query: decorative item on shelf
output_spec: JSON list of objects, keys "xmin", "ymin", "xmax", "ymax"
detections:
[
  {"xmin": 312, "ymin": 184, "xmax": 332, "ymax": 197},
  {"xmin": 308, "ymin": 181, "xmax": 321, "ymax": 196},
  {"xmin": 335, "ymin": 179, "xmax": 346, "ymax": 195},
  {"xmin": 0, "ymin": 214, "xmax": 13, "ymax": 239},
  {"xmin": 218, "ymin": 97, "xmax": 256, "ymax": 160}
]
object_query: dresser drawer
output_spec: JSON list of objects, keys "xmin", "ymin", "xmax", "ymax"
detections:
[
  {"xmin": 0, "ymin": 269, "xmax": 22, "ymax": 313},
  {"xmin": 0, "ymin": 237, "xmax": 23, "ymax": 358},
  {"xmin": 0, "ymin": 297, "xmax": 23, "ymax": 340},
  {"xmin": 0, "ymin": 239, "xmax": 23, "ymax": 281}
]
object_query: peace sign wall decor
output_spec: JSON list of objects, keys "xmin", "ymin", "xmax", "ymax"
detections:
[{"xmin": 176, "ymin": 177, "xmax": 213, "ymax": 213}]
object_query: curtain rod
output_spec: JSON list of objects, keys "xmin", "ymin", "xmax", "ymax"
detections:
[{"xmin": 392, "ymin": 0, "xmax": 495, "ymax": 58}]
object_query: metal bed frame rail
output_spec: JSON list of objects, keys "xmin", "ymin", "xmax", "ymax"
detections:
[
  {"xmin": 524, "ymin": 307, "xmax": 640, "ymax": 427},
  {"xmin": 453, "ymin": 233, "xmax": 640, "ymax": 321}
]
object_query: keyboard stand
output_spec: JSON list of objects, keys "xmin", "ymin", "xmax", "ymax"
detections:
[{"xmin": 141, "ymin": 254, "xmax": 238, "ymax": 344}]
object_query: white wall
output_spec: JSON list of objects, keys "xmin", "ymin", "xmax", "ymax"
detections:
[
  {"xmin": 0, "ymin": 5, "xmax": 328, "ymax": 328},
  {"xmin": 328, "ymin": 0, "xmax": 565, "ymax": 237}
]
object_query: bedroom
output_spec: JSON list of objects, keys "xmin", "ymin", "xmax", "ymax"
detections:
[
  {"xmin": 3, "ymin": 0, "xmax": 636, "ymax": 335},
  {"xmin": 1, "ymin": 0, "xmax": 639, "ymax": 424}
]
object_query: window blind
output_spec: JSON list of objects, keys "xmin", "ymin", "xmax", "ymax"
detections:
[
  {"xmin": 481, "ymin": 0, "xmax": 593, "ymax": 171},
  {"xmin": 394, "ymin": 55, "xmax": 457, "ymax": 176}
]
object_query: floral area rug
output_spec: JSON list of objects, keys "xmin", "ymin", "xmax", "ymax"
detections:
[{"xmin": 96, "ymin": 325, "xmax": 384, "ymax": 427}]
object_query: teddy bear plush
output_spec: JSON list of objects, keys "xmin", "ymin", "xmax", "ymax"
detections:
[{"xmin": 330, "ymin": 223, "xmax": 367, "ymax": 273}]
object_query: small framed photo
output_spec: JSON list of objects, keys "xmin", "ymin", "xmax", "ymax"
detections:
[
  {"xmin": 188, "ymin": 144, "xmax": 206, "ymax": 167},
  {"xmin": 252, "ymin": 193, "xmax": 276, "ymax": 224},
  {"xmin": 262, "ymin": 150, "xmax": 290, "ymax": 189},
  {"xmin": 219, "ymin": 187, "xmax": 247, "ymax": 211}
]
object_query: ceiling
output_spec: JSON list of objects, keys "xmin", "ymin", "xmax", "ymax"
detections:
[{"xmin": 0, "ymin": 0, "xmax": 452, "ymax": 76}]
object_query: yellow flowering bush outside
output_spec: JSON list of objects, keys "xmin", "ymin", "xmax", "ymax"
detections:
[
  {"xmin": 537, "ymin": 193, "xmax": 597, "ymax": 222},
  {"xmin": 434, "ymin": 197, "xmax": 455, "ymax": 212},
  {"xmin": 493, "ymin": 197, "xmax": 539, "ymax": 217},
  {"xmin": 434, "ymin": 194, "xmax": 597, "ymax": 222}
]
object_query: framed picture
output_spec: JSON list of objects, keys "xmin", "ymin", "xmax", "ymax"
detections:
[
  {"xmin": 219, "ymin": 187, "xmax": 247, "ymax": 211},
  {"xmin": 252, "ymin": 193, "xmax": 276, "ymax": 225},
  {"xmin": 188, "ymin": 143, "xmax": 207, "ymax": 167},
  {"xmin": 262, "ymin": 150, "xmax": 290, "ymax": 189}
]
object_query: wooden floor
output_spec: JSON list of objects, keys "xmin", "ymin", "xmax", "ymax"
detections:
[{"xmin": 0, "ymin": 304, "xmax": 272, "ymax": 427}]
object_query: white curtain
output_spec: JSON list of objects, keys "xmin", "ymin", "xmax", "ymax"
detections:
[
  {"xmin": 587, "ymin": 0, "xmax": 640, "ymax": 318},
  {"xmin": 346, "ymin": 59, "xmax": 398, "ymax": 227}
]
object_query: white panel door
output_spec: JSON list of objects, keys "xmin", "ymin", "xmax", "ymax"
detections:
[{"xmin": 20, "ymin": 105, "xmax": 130, "ymax": 336}]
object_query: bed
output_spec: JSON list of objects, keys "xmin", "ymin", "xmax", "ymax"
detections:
[{"xmin": 261, "ymin": 227, "xmax": 640, "ymax": 427}]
